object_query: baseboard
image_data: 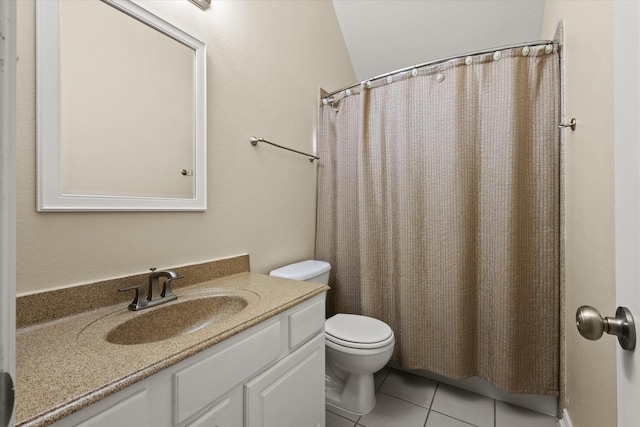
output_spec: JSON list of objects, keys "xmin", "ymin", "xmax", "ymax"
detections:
[{"xmin": 558, "ymin": 409, "xmax": 573, "ymax": 427}]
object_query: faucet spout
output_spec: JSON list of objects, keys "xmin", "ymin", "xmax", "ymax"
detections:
[
  {"xmin": 148, "ymin": 269, "xmax": 183, "ymax": 302},
  {"xmin": 120, "ymin": 269, "xmax": 183, "ymax": 311}
]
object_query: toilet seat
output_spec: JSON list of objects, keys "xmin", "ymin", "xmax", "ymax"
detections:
[{"xmin": 325, "ymin": 314, "xmax": 394, "ymax": 350}]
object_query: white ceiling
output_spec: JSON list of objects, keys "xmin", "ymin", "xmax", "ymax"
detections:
[{"xmin": 332, "ymin": 0, "xmax": 547, "ymax": 82}]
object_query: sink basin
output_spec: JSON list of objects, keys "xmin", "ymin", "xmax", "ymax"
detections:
[{"xmin": 99, "ymin": 291, "xmax": 253, "ymax": 345}]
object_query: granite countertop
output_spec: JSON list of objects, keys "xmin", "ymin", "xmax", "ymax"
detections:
[{"xmin": 16, "ymin": 272, "xmax": 328, "ymax": 427}]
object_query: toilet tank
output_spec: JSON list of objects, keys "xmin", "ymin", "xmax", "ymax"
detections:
[{"xmin": 269, "ymin": 260, "xmax": 331, "ymax": 285}]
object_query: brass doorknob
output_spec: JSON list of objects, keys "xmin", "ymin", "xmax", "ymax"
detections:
[{"xmin": 576, "ymin": 306, "xmax": 636, "ymax": 351}]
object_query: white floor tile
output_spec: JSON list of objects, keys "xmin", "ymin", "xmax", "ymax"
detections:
[
  {"xmin": 326, "ymin": 410, "xmax": 358, "ymax": 427},
  {"xmin": 426, "ymin": 411, "xmax": 478, "ymax": 427},
  {"xmin": 379, "ymin": 369, "xmax": 438, "ymax": 408},
  {"xmin": 331, "ymin": 369, "xmax": 556, "ymax": 427},
  {"xmin": 431, "ymin": 383, "xmax": 494, "ymax": 427},
  {"xmin": 358, "ymin": 393, "xmax": 429, "ymax": 427},
  {"xmin": 495, "ymin": 401, "xmax": 558, "ymax": 427},
  {"xmin": 326, "ymin": 402, "xmax": 361, "ymax": 422}
]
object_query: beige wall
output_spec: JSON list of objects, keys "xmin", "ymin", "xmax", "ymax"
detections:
[
  {"xmin": 16, "ymin": 0, "xmax": 356, "ymax": 294},
  {"xmin": 542, "ymin": 2, "xmax": 617, "ymax": 427}
]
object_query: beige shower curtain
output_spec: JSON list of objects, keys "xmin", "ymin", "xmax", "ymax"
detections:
[{"xmin": 316, "ymin": 45, "xmax": 560, "ymax": 395}]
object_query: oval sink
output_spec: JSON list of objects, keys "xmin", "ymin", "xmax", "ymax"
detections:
[{"xmin": 106, "ymin": 294, "xmax": 249, "ymax": 345}]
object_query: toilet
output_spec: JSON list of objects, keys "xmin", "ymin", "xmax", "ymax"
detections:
[{"xmin": 269, "ymin": 260, "xmax": 395, "ymax": 415}]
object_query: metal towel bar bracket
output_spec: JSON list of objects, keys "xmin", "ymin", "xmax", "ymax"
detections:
[
  {"xmin": 250, "ymin": 137, "xmax": 319, "ymax": 162},
  {"xmin": 559, "ymin": 118, "xmax": 577, "ymax": 131}
]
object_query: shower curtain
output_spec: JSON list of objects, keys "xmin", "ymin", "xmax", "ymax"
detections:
[{"xmin": 316, "ymin": 45, "xmax": 560, "ymax": 395}]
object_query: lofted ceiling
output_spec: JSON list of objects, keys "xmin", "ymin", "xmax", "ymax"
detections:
[{"xmin": 332, "ymin": 0, "xmax": 547, "ymax": 83}]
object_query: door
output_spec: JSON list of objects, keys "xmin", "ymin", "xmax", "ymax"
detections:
[
  {"xmin": 614, "ymin": 2, "xmax": 640, "ymax": 425},
  {"xmin": 0, "ymin": 0, "xmax": 17, "ymax": 426}
]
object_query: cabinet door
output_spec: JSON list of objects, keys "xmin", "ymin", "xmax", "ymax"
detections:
[
  {"xmin": 184, "ymin": 397, "xmax": 229, "ymax": 427},
  {"xmin": 244, "ymin": 333, "xmax": 324, "ymax": 427},
  {"xmin": 183, "ymin": 386, "xmax": 242, "ymax": 427}
]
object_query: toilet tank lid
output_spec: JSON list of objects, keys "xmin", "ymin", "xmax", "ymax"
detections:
[{"xmin": 269, "ymin": 260, "xmax": 331, "ymax": 280}]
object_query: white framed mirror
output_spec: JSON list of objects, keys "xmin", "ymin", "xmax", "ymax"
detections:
[{"xmin": 36, "ymin": 0, "xmax": 207, "ymax": 211}]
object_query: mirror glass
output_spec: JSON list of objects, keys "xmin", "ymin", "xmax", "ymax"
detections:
[{"xmin": 37, "ymin": 0, "xmax": 207, "ymax": 211}]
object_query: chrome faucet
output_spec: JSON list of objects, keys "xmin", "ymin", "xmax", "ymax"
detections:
[{"xmin": 119, "ymin": 268, "xmax": 183, "ymax": 311}]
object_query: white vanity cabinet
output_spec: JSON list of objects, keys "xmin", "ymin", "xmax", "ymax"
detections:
[{"xmin": 50, "ymin": 293, "xmax": 326, "ymax": 427}]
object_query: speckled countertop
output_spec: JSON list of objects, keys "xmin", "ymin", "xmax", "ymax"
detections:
[{"xmin": 16, "ymin": 266, "xmax": 328, "ymax": 427}]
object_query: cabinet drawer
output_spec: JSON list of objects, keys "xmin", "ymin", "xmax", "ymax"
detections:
[
  {"xmin": 289, "ymin": 297, "xmax": 325, "ymax": 349},
  {"xmin": 75, "ymin": 390, "xmax": 150, "ymax": 427},
  {"xmin": 174, "ymin": 321, "xmax": 281, "ymax": 424}
]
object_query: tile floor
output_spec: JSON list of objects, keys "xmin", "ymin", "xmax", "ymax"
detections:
[{"xmin": 325, "ymin": 367, "xmax": 559, "ymax": 427}]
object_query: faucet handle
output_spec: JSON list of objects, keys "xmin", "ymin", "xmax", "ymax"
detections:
[
  {"xmin": 161, "ymin": 274, "xmax": 183, "ymax": 299},
  {"xmin": 119, "ymin": 285, "xmax": 145, "ymax": 311}
]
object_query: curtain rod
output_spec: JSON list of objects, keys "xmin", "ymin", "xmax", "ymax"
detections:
[{"xmin": 324, "ymin": 40, "xmax": 555, "ymax": 99}]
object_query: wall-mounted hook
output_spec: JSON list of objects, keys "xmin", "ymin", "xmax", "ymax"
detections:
[{"xmin": 559, "ymin": 118, "xmax": 577, "ymax": 131}]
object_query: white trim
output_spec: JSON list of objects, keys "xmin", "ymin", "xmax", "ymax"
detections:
[
  {"xmin": 0, "ymin": 0, "xmax": 17, "ymax": 424},
  {"xmin": 36, "ymin": 0, "xmax": 207, "ymax": 211},
  {"xmin": 558, "ymin": 408, "xmax": 573, "ymax": 427},
  {"xmin": 614, "ymin": 1, "xmax": 640, "ymax": 426}
]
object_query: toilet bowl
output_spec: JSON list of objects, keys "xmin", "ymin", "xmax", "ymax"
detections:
[
  {"xmin": 324, "ymin": 313, "xmax": 395, "ymax": 414},
  {"xmin": 269, "ymin": 260, "xmax": 395, "ymax": 415}
]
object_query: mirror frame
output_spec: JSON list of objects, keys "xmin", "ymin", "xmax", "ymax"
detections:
[{"xmin": 36, "ymin": 0, "xmax": 207, "ymax": 211}]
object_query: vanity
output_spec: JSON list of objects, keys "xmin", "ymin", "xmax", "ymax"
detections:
[{"xmin": 16, "ymin": 256, "xmax": 328, "ymax": 427}]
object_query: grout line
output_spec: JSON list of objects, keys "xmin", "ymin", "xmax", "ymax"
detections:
[
  {"xmin": 429, "ymin": 410, "xmax": 479, "ymax": 427},
  {"xmin": 423, "ymin": 382, "xmax": 440, "ymax": 427},
  {"xmin": 374, "ymin": 369, "xmax": 440, "ymax": 411},
  {"xmin": 429, "ymin": 382, "xmax": 439, "ymax": 410},
  {"xmin": 423, "ymin": 409, "xmax": 430, "ymax": 427},
  {"xmin": 375, "ymin": 367, "xmax": 391, "ymax": 392},
  {"xmin": 377, "ymin": 390, "xmax": 433, "ymax": 410},
  {"xmin": 326, "ymin": 410, "xmax": 358, "ymax": 424},
  {"xmin": 494, "ymin": 398, "xmax": 496, "ymax": 427}
]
